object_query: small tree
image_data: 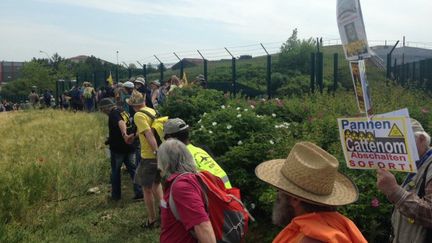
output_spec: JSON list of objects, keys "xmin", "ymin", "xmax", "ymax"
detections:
[{"xmin": 277, "ymin": 29, "xmax": 316, "ymax": 74}]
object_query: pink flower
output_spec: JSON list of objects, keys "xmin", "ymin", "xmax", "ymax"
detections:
[
  {"xmin": 421, "ymin": 108, "xmax": 429, "ymax": 114},
  {"xmin": 371, "ymin": 197, "xmax": 380, "ymax": 208}
]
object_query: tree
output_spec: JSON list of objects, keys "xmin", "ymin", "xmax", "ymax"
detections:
[{"xmin": 277, "ymin": 28, "xmax": 316, "ymax": 74}]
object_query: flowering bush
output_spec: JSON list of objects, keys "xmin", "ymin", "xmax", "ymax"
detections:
[{"xmin": 162, "ymin": 82, "xmax": 432, "ymax": 242}]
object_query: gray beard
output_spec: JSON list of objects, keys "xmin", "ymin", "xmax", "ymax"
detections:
[{"xmin": 272, "ymin": 192, "xmax": 296, "ymax": 227}]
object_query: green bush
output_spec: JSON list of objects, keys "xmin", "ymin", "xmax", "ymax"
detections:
[{"xmin": 158, "ymin": 86, "xmax": 226, "ymax": 126}]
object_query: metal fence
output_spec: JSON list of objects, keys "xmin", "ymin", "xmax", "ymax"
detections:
[{"xmin": 391, "ymin": 58, "xmax": 432, "ymax": 89}]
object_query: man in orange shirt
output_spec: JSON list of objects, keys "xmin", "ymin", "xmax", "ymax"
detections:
[{"xmin": 255, "ymin": 142, "xmax": 367, "ymax": 243}]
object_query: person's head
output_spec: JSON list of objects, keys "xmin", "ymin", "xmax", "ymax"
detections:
[
  {"xmin": 150, "ymin": 80, "xmax": 161, "ymax": 90},
  {"xmin": 255, "ymin": 142, "xmax": 358, "ymax": 226},
  {"xmin": 98, "ymin": 98, "xmax": 116, "ymax": 114},
  {"xmin": 134, "ymin": 77, "xmax": 145, "ymax": 89},
  {"xmin": 126, "ymin": 90, "xmax": 146, "ymax": 111},
  {"xmin": 411, "ymin": 118, "xmax": 431, "ymax": 157},
  {"xmin": 123, "ymin": 81, "xmax": 135, "ymax": 94},
  {"xmin": 163, "ymin": 118, "xmax": 190, "ymax": 143},
  {"xmin": 157, "ymin": 138, "xmax": 196, "ymax": 178}
]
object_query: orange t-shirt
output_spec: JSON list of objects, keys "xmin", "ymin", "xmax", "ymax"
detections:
[{"xmin": 273, "ymin": 212, "xmax": 367, "ymax": 243}]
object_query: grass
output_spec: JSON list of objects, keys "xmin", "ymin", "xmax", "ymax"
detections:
[{"xmin": 0, "ymin": 110, "xmax": 159, "ymax": 242}]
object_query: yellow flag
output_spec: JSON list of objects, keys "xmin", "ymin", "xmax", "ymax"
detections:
[
  {"xmin": 107, "ymin": 71, "xmax": 114, "ymax": 86},
  {"xmin": 181, "ymin": 71, "xmax": 188, "ymax": 86}
]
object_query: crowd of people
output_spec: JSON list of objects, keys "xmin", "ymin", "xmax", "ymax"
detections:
[
  {"xmin": 3, "ymin": 72, "xmax": 432, "ymax": 242},
  {"xmin": 0, "ymin": 73, "xmax": 207, "ymax": 113},
  {"xmin": 97, "ymin": 72, "xmax": 432, "ymax": 242}
]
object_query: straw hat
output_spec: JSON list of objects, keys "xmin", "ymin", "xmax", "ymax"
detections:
[
  {"xmin": 411, "ymin": 118, "xmax": 425, "ymax": 133},
  {"xmin": 255, "ymin": 142, "xmax": 358, "ymax": 206},
  {"xmin": 126, "ymin": 90, "xmax": 145, "ymax": 106}
]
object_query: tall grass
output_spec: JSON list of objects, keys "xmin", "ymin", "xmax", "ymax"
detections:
[{"xmin": 0, "ymin": 110, "xmax": 109, "ymax": 224}]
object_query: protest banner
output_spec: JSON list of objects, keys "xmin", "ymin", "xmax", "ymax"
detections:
[
  {"xmin": 338, "ymin": 109, "xmax": 418, "ymax": 172},
  {"xmin": 350, "ymin": 60, "xmax": 372, "ymax": 114},
  {"xmin": 337, "ymin": 0, "xmax": 370, "ymax": 61}
]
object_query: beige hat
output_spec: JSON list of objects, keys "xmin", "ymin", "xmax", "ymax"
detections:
[
  {"xmin": 126, "ymin": 90, "xmax": 145, "ymax": 106},
  {"xmin": 255, "ymin": 142, "xmax": 358, "ymax": 206},
  {"xmin": 411, "ymin": 118, "xmax": 425, "ymax": 133},
  {"xmin": 134, "ymin": 77, "xmax": 145, "ymax": 86}
]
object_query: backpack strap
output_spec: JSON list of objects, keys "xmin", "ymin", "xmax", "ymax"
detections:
[
  {"xmin": 137, "ymin": 109, "xmax": 161, "ymax": 120},
  {"xmin": 169, "ymin": 173, "xmax": 208, "ymax": 221}
]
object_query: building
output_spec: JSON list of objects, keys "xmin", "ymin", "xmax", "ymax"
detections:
[{"xmin": 0, "ymin": 61, "xmax": 24, "ymax": 85}]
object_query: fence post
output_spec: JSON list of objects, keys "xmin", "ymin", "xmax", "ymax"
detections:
[
  {"xmin": 225, "ymin": 47, "xmax": 236, "ymax": 96},
  {"xmin": 115, "ymin": 66, "xmax": 119, "ymax": 84},
  {"xmin": 260, "ymin": 43, "xmax": 272, "ymax": 99},
  {"xmin": 143, "ymin": 64, "xmax": 147, "ymax": 82},
  {"xmin": 393, "ymin": 59, "xmax": 398, "ymax": 84},
  {"xmin": 333, "ymin": 53, "xmax": 338, "ymax": 93},
  {"xmin": 204, "ymin": 59, "xmax": 208, "ymax": 82},
  {"xmin": 159, "ymin": 63, "xmax": 164, "ymax": 82},
  {"xmin": 197, "ymin": 50, "xmax": 208, "ymax": 82},
  {"xmin": 128, "ymin": 68, "xmax": 132, "ymax": 79},
  {"xmin": 173, "ymin": 53, "xmax": 183, "ymax": 79},
  {"xmin": 55, "ymin": 80, "xmax": 59, "ymax": 107},
  {"xmin": 317, "ymin": 52, "xmax": 324, "ymax": 93},
  {"xmin": 386, "ymin": 41, "xmax": 400, "ymax": 80},
  {"xmin": 310, "ymin": 53, "xmax": 316, "ymax": 93},
  {"xmin": 154, "ymin": 55, "xmax": 164, "ymax": 83},
  {"xmin": 426, "ymin": 60, "xmax": 431, "ymax": 90},
  {"xmin": 232, "ymin": 57, "xmax": 237, "ymax": 96}
]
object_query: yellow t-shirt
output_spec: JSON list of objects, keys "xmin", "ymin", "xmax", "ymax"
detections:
[{"xmin": 134, "ymin": 107, "xmax": 157, "ymax": 159}]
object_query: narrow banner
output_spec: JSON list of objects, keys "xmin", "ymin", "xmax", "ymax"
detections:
[
  {"xmin": 350, "ymin": 60, "xmax": 372, "ymax": 114},
  {"xmin": 338, "ymin": 108, "xmax": 418, "ymax": 173},
  {"xmin": 337, "ymin": 0, "xmax": 370, "ymax": 61}
]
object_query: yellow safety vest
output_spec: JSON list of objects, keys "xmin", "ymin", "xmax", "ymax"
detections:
[{"xmin": 187, "ymin": 144, "xmax": 232, "ymax": 189}]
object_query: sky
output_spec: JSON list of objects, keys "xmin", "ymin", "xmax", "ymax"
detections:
[{"xmin": 1, "ymin": 0, "xmax": 431, "ymax": 64}]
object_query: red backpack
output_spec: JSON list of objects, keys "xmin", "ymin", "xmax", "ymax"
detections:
[{"xmin": 169, "ymin": 171, "xmax": 254, "ymax": 243}]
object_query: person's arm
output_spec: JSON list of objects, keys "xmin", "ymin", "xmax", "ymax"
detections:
[
  {"xmin": 144, "ymin": 129, "xmax": 158, "ymax": 153},
  {"xmin": 377, "ymin": 168, "xmax": 432, "ymax": 228},
  {"xmin": 194, "ymin": 221, "xmax": 216, "ymax": 243},
  {"xmin": 118, "ymin": 120, "xmax": 134, "ymax": 144}
]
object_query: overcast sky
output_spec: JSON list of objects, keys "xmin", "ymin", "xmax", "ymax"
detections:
[{"xmin": 1, "ymin": 0, "xmax": 431, "ymax": 64}]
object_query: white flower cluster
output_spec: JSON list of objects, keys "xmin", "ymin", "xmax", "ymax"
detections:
[
  {"xmin": 221, "ymin": 105, "xmax": 226, "ymax": 109},
  {"xmin": 274, "ymin": 122, "xmax": 291, "ymax": 129},
  {"xmin": 226, "ymin": 124, "xmax": 232, "ymax": 130},
  {"xmin": 212, "ymin": 122, "xmax": 217, "ymax": 126}
]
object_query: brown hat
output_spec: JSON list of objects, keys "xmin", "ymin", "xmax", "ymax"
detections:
[
  {"xmin": 411, "ymin": 118, "xmax": 425, "ymax": 133},
  {"xmin": 126, "ymin": 90, "xmax": 145, "ymax": 106},
  {"xmin": 255, "ymin": 142, "xmax": 358, "ymax": 206}
]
